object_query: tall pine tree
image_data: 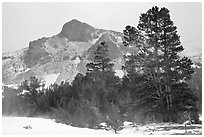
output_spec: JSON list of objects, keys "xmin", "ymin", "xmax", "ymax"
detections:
[
  {"xmin": 86, "ymin": 41, "xmax": 123, "ymax": 131},
  {"xmin": 21, "ymin": 77, "xmax": 45, "ymax": 115},
  {"xmin": 123, "ymin": 6, "xmax": 197, "ymax": 122},
  {"xmin": 86, "ymin": 41, "xmax": 114, "ymax": 73}
]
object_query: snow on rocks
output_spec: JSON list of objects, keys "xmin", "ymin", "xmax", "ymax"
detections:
[
  {"xmin": 42, "ymin": 73, "xmax": 60, "ymax": 88},
  {"xmin": 18, "ymin": 90, "xmax": 29, "ymax": 96},
  {"xmin": 191, "ymin": 64, "xmax": 201, "ymax": 68},
  {"xmin": 199, "ymin": 114, "xmax": 202, "ymax": 122},
  {"xmin": 2, "ymin": 84, "xmax": 19, "ymax": 89},
  {"xmin": 114, "ymin": 70, "xmax": 124, "ymax": 78},
  {"xmin": 74, "ymin": 57, "xmax": 80, "ymax": 64}
]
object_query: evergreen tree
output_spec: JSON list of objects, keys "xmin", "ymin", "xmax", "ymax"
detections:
[
  {"xmin": 21, "ymin": 76, "xmax": 44, "ymax": 115},
  {"xmin": 86, "ymin": 41, "xmax": 116, "ymax": 107},
  {"xmin": 86, "ymin": 41, "xmax": 114, "ymax": 72},
  {"xmin": 105, "ymin": 102, "xmax": 123, "ymax": 134},
  {"xmin": 86, "ymin": 41, "xmax": 123, "ymax": 129},
  {"xmin": 123, "ymin": 6, "xmax": 197, "ymax": 122}
]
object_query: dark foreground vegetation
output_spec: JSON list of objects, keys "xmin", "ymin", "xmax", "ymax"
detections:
[{"xmin": 2, "ymin": 6, "xmax": 201, "ymax": 133}]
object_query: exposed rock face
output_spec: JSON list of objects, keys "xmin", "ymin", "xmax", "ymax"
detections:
[
  {"xmin": 87, "ymin": 33, "xmax": 123, "ymax": 61},
  {"xmin": 24, "ymin": 37, "xmax": 49, "ymax": 68},
  {"xmin": 2, "ymin": 19, "xmax": 129, "ymax": 86},
  {"xmin": 60, "ymin": 19, "xmax": 96, "ymax": 42}
]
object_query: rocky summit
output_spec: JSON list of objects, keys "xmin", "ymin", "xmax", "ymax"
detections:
[{"xmin": 2, "ymin": 19, "xmax": 136, "ymax": 86}]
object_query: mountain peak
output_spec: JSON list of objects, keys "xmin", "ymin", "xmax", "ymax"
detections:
[
  {"xmin": 69, "ymin": 19, "xmax": 82, "ymax": 23},
  {"xmin": 60, "ymin": 19, "xmax": 96, "ymax": 42}
]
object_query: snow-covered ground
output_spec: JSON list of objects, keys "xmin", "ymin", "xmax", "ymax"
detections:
[
  {"xmin": 2, "ymin": 116, "xmax": 202, "ymax": 135},
  {"xmin": 2, "ymin": 116, "xmax": 113, "ymax": 135},
  {"xmin": 191, "ymin": 64, "xmax": 201, "ymax": 68},
  {"xmin": 115, "ymin": 70, "xmax": 124, "ymax": 78}
]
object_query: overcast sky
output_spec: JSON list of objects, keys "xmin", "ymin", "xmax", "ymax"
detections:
[{"xmin": 2, "ymin": 2, "xmax": 202, "ymax": 55}]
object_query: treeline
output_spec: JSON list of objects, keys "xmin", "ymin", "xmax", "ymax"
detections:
[{"xmin": 2, "ymin": 6, "xmax": 201, "ymax": 133}]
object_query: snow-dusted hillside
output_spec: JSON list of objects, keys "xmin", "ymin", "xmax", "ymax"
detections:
[
  {"xmin": 2, "ymin": 19, "xmax": 127, "ymax": 86},
  {"xmin": 42, "ymin": 73, "xmax": 60, "ymax": 88},
  {"xmin": 2, "ymin": 117, "xmax": 202, "ymax": 135}
]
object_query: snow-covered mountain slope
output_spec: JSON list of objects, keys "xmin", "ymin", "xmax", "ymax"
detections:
[
  {"xmin": 43, "ymin": 73, "xmax": 61, "ymax": 88},
  {"xmin": 2, "ymin": 19, "xmax": 132, "ymax": 87},
  {"xmin": 2, "ymin": 48, "xmax": 29, "ymax": 84}
]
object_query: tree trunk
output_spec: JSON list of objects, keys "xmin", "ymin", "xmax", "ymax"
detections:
[
  {"xmin": 168, "ymin": 86, "xmax": 172, "ymax": 122},
  {"xmin": 114, "ymin": 129, "xmax": 117, "ymax": 134},
  {"xmin": 165, "ymin": 85, "xmax": 172, "ymax": 122},
  {"xmin": 32, "ymin": 97, "xmax": 39, "ymax": 116}
]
